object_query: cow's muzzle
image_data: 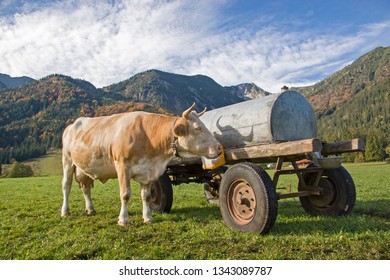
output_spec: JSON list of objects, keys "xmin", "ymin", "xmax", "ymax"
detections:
[{"xmin": 201, "ymin": 146, "xmax": 225, "ymax": 170}]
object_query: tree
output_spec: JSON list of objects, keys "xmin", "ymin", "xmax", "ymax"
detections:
[
  {"xmin": 386, "ymin": 144, "xmax": 390, "ymax": 157},
  {"xmin": 7, "ymin": 161, "xmax": 34, "ymax": 178},
  {"xmin": 365, "ymin": 129, "xmax": 385, "ymax": 161}
]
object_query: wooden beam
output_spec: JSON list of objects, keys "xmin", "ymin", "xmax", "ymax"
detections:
[
  {"xmin": 321, "ymin": 138, "xmax": 365, "ymax": 155},
  {"xmin": 224, "ymin": 138, "xmax": 322, "ymax": 162},
  {"xmin": 168, "ymin": 138, "xmax": 363, "ymax": 167}
]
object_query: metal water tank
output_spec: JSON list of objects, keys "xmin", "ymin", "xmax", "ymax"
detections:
[{"xmin": 200, "ymin": 91, "xmax": 317, "ymax": 149}]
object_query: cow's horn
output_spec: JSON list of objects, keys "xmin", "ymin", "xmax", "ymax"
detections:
[
  {"xmin": 182, "ymin": 103, "xmax": 196, "ymax": 119},
  {"xmin": 197, "ymin": 107, "xmax": 207, "ymax": 117}
]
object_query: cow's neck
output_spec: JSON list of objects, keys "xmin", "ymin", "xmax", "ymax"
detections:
[
  {"xmin": 169, "ymin": 118, "xmax": 180, "ymax": 157},
  {"xmin": 143, "ymin": 115, "xmax": 178, "ymax": 158}
]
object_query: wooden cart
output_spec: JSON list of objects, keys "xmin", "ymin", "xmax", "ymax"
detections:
[{"xmin": 149, "ymin": 138, "xmax": 365, "ymax": 234}]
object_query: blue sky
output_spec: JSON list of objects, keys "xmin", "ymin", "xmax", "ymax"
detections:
[{"xmin": 0, "ymin": 0, "xmax": 389, "ymax": 92}]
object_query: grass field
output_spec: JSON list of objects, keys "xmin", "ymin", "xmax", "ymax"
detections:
[{"xmin": 0, "ymin": 161, "xmax": 389, "ymax": 260}]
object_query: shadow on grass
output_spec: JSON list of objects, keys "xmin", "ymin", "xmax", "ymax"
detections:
[
  {"xmin": 75, "ymin": 196, "xmax": 389, "ymax": 235},
  {"xmin": 272, "ymin": 199, "xmax": 390, "ymax": 235},
  {"xmin": 353, "ymin": 199, "xmax": 390, "ymax": 219},
  {"xmin": 165, "ymin": 199, "xmax": 390, "ymax": 235},
  {"xmin": 169, "ymin": 205, "xmax": 221, "ymax": 221}
]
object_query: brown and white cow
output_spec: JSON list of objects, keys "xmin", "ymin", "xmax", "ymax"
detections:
[{"xmin": 61, "ymin": 104, "xmax": 222, "ymax": 226}]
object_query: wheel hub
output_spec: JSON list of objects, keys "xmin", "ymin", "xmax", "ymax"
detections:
[
  {"xmin": 309, "ymin": 178, "xmax": 336, "ymax": 208},
  {"xmin": 228, "ymin": 180, "xmax": 256, "ymax": 225}
]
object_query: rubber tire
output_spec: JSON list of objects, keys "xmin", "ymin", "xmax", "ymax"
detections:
[
  {"xmin": 149, "ymin": 172, "xmax": 173, "ymax": 213},
  {"xmin": 219, "ymin": 162, "xmax": 278, "ymax": 234},
  {"xmin": 299, "ymin": 165, "xmax": 356, "ymax": 216}
]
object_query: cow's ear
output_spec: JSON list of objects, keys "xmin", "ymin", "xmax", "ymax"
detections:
[{"xmin": 173, "ymin": 119, "xmax": 188, "ymax": 137}]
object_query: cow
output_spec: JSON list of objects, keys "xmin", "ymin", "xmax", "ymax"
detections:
[{"xmin": 61, "ymin": 104, "xmax": 222, "ymax": 226}]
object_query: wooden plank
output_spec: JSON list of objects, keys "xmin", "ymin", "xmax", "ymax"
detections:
[
  {"xmin": 224, "ymin": 138, "xmax": 322, "ymax": 162},
  {"xmin": 168, "ymin": 156, "xmax": 201, "ymax": 167},
  {"xmin": 321, "ymin": 138, "xmax": 365, "ymax": 155}
]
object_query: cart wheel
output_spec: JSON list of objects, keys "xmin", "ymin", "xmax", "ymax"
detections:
[
  {"xmin": 204, "ymin": 165, "xmax": 228, "ymax": 204},
  {"xmin": 149, "ymin": 172, "xmax": 173, "ymax": 213},
  {"xmin": 299, "ymin": 165, "xmax": 356, "ymax": 216},
  {"xmin": 219, "ymin": 162, "xmax": 278, "ymax": 234}
]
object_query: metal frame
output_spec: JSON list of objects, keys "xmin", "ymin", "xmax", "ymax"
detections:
[{"xmin": 271, "ymin": 156, "xmax": 323, "ymax": 199}]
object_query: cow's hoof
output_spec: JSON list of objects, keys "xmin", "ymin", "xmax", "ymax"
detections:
[
  {"xmin": 143, "ymin": 217, "xmax": 153, "ymax": 224},
  {"xmin": 118, "ymin": 220, "xmax": 130, "ymax": 227},
  {"xmin": 85, "ymin": 209, "xmax": 96, "ymax": 215},
  {"xmin": 61, "ymin": 210, "xmax": 70, "ymax": 217}
]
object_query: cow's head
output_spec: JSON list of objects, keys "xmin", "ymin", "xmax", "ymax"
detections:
[{"xmin": 173, "ymin": 104, "xmax": 222, "ymax": 159}]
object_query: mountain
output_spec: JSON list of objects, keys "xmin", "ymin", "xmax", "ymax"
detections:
[
  {"xmin": 0, "ymin": 73, "xmax": 35, "ymax": 89},
  {"xmin": 296, "ymin": 46, "xmax": 390, "ymax": 117},
  {"xmin": 295, "ymin": 46, "xmax": 390, "ymax": 161},
  {"xmin": 102, "ymin": 69, "xmax": 245, "ymax": 114},
  {"xmin": 225, "ymin": 83, "xmax": 270, "ymax": 100}
]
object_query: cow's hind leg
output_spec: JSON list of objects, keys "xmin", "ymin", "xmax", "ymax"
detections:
[
  {"xmin": 61, "ymin": 156, "xmax": 74, "ymax": 217},
  {"xmin": 141, "ymin": 183, "xmax": 153, "ymax": 224},
  {"xmin": 82, "ymin": 183, "xmax": 96, "ymax": 215},
  {"xmin": 75, "ymin": 169, "xmax": 96, "ymax": 215}
]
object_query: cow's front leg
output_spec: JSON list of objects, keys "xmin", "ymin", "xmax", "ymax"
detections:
[
  {"xmin": 141, "ymin": 183, "xmax": 153, "ymax": 224},
  {"xmin": 61, "ymin": 157, "xmax": 74, "ymax": 216},
  {"xmin": 116, "ymin": 163, "xmax": 131, "ymax": 227}
]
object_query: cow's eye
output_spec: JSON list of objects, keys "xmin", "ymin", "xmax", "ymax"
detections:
[{"xmin": 194, "ymin": 125, "xmax": 202, "ymax": 132}]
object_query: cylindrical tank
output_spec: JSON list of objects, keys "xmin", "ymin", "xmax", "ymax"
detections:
[{"xmin": 200, "ymin": 91, "xmax": 317, "ymax": 149}]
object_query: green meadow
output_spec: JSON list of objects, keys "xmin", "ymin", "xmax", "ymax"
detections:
[{"xmin": 0, "ymin": 160, "xmax": 389, "ymax": 260}]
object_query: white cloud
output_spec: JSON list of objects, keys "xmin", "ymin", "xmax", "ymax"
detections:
[
  {"xmin": 0, "ymin": 0, "xmax": 389, "ymax": 93},
  {"xmin": 0, "ymin": 0, "xmax": 223, "ymax": 85},
  {"xmin": 187, "ymin": 20, "xmax": 390, "ymax": 91}
]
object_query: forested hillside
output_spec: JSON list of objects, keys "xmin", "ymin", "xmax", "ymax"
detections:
[
  {"xmin": 0, "ymin": 74, "xmax": 164, "ymax": 163},
  {"xmin": 296, "ymin": 46, "xmax": 390, "ymax": 161}
]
